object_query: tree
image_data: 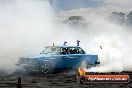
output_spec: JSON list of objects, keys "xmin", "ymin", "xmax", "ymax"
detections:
[
  {"xmin": 109, "ymin": 11, "xmax": 125, "ymax": 24},
  {"xmin": 127, "ymin": 11, "xmax": 132, "ymax": 25},
  {"xmin": 62, "ymin": 16, "xmax": 88, "ymax": 31}
]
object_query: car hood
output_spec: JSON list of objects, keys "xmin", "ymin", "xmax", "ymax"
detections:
[{"xmin": 21, "ymin": 53, "xmax": 52, "ymax": 59}]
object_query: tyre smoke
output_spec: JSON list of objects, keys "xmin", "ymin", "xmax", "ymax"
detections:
[
  {"xmin": 0, "ymin": 0, "xmax": 56, "ymax": 74},
  {"xmin": 0, "ymin": 0, "xmax": 131, "ymax": 74},
  {"xmin": 82, "ymin": 16, "xmax": 132, "ymax": 72}
]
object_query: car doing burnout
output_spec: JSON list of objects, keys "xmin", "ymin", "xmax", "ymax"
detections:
[{"xmin": 16, "ymin": 41, "xmax": 100, "ymax": 73}]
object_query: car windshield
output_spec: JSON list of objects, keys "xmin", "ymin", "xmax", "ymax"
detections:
[
  {"xmin": 41, "ymin": 47, "xmax": 61, "ymax": 54},
  {"xmin": 61, "ymin": 47, "xmax": 85, "ymax": 54}
]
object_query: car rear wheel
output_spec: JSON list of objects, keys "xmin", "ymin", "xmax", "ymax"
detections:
[
  {"xmin": 80, "ymin": 60, "xmax": 89, "ymax": 68},
  {"xmin": 76, "ymin": 73, "xmax": 87, "ymax": 84},
  {"xmin": 40, "ymin": 61, "xmax": 52, "ymax": 74}
]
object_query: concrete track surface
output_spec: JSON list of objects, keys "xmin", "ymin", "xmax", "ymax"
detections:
[{"xmin": 0, "ymin": 71, "xmax": 132, "ymax": 88}]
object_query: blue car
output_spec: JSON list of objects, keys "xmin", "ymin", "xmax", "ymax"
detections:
[{"xmin": 16, "ymin": 43, "xmax": 100, "ymax": 73}]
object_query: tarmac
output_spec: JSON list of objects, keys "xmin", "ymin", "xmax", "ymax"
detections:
[{"xmin": 0, "ymin": 71, "xmax": 132, "ymax": 88}]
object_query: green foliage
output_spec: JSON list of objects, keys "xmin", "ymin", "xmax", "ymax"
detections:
[
  {"xmin": 127, "ymin": 11, "xmax": 132, "ymax": 24},
  {"xmin": 68, "ymin": 16, "xmax": 84, "ymax": 21},
  {"xmin": 109, "ymin": 11, "xmax": 125, "ymax": 24}
]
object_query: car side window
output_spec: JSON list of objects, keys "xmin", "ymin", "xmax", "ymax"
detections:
[
  {"xmin": 69, "ymin": 48, "xmax": 77, "ymax": 54},
  {"xmin": 61, "ymin": 48, "xmax": 68, "ymax": 54},
  {"xmin": 61, "ymin": 47, "xmax": 85, "ymax": 54},
  {"xmin": 70, "ymin": 47, "xmax": 85, "ymax": 54},
  {"xmin": 77, "ymin": 48, "xmax": 85, "ymax": 54}
]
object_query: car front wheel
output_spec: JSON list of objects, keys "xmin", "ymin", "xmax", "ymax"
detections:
[{"xmin": 40, "ymin": 61, "xmax": 52, "ymax": 74}]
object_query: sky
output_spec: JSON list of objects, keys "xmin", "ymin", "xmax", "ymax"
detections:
[
  {"xmin": 0, "ymin": 0, "xmax": 132, "ymax": 12},
  {"xmin": 49, "ymin": 0, "xmax": 132, "ymax": 13},
  {"xmin": 49, "ymin": 0, "xmax": 104, "ymax": 11}
]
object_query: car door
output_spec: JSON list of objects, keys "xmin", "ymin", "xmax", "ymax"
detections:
[
  {"xmin": 63, "ymin": 54, "xmax": 82, "ymax": 69},
  {"xmin": 62, "ymin": 47, "xmax": 83, "ymax": 69}
]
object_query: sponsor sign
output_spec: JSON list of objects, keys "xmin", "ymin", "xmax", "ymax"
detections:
[{"xmin": 84, "ymin": 75, "xmax": 130, "ymax": 83}]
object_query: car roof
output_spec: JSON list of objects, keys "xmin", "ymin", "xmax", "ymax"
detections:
[{"xmin": 45, "ymin": 45, "xmax": 81, "ymax": 48}]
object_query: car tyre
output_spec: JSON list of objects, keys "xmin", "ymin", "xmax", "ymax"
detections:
[{"xmin": 40, "ymin": 61, "xmax": 53, "ymax": 74}]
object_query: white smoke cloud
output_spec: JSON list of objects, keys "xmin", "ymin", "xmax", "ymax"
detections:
[
  {"xmin": 104, "ymin": 0, "xmax": 132, "ymax": 4},
  {"xmin": 0, "ymin": 0, "xmax": 57, "ymax": 74},
  {"xmin": 104, "ymin": 0, "xmax": 132, "ymax": 12},
  {"xmin": 58, "ymin": 0, "xmax": 132, "ymax": 16},
  {"xmin": 83, "ymin": 16, "xmax": 132, "ymax": 72}
]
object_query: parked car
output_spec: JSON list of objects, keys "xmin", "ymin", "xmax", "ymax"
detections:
[{"xmin": 16, "ymin": 42, "xmax": 100, "ymax": 73}]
